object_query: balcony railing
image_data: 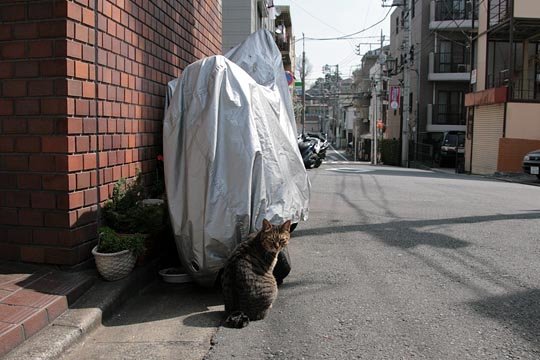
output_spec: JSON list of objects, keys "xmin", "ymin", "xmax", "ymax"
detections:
[
  {"xmin": 489, "ymin": 0, "xmax": 511, "ymax": 27},
  {"xmin": 435, "ymin": 0, "xmax": 475, "ymax": 21},
  {"xmin": 434, "ymin": 52, "xmax": 470, "ymax": 73},
  {"xmin": 487, "ymin": 71, "xmax": 540, "ymax": 101},
  {"xmin": 432, "ymin": 104, "xmax": 466, "ymax": 125}
]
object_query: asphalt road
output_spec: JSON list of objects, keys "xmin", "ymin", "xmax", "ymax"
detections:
[
  {"xmin": 206, "ymin": 164, "xmax": 540, "ymax": 359},
  {"xmin": 63, "ymin": 163, "xmax": 540, "ymax": 359}
]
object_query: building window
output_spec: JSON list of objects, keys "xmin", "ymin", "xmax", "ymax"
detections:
[
  {"xmin": 435, "ymin": 91, "xmax": 465, "ymax": 125},
  {"xmin": 437, "ymin": 41, "xmax": 468, "ymax": 73},
  {"xmin": 396, "ymin": 16, "xmax": 399, "ymax": 34}
]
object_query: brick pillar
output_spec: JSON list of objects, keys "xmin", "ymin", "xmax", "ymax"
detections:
[{"xmin": 0, "ymin": 0, "xmax": 222, "ymax": 267}]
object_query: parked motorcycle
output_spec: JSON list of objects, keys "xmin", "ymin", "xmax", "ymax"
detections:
[{"xmin": 297, "ymin": 133, "xmax": 329, "ymax": 169}]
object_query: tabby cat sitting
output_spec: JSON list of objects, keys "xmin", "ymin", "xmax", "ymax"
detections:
[{"xmin": 221, "ymin": 219, "xmax": 292, "ymax": 328}]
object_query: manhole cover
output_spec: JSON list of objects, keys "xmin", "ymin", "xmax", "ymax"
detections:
[{"xmin": 326, "ymin": 168, "xmax": 373, "ymax": 174}]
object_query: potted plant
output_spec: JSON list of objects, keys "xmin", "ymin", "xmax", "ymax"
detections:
[
  {"xmin": 92, "ymin": 226, "xmax": 146, "ymax": 281},
  {"xmin": 99, "ymin": 172, "xmax": 167, "ymax": 268}
]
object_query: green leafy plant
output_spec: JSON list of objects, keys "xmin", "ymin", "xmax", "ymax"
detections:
[
  {"xmin": 97, "ymin": 226, "xmax": 146, "ymax": 257},
  {"xmin": 102, "ymin": 172, "xmax": 166, "ymax": 237}
]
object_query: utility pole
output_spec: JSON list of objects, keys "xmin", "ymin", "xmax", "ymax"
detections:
[
  {"xmin": 401, "ymin": 0, "xmax": 413, "ymax": 167},
  {"xmin": 301, "ymin": 33, "xmax": 306, "ymax": 135}
]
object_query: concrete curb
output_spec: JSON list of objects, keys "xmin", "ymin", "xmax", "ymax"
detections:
[{"xmin": 4, "ymin": 261, "xmax": 158, "ymax": 360}]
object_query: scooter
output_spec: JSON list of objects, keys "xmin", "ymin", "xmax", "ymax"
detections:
[
  {"xmin": 304, "ymin": 133, "xmax": 329, "ymax": 168},
  {"xmin": 297, "ymin": 134, "xmax": 320, "ymax": 169}
]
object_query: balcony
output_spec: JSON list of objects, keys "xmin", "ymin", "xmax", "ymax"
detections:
[
  {"xmin": 430, "ymin": 0, "xmax": 477, "ymax": 31},
  {"xmin": 427, "ymin": 103, "xmax": 466, "ymax": 131},
  {"xmin": 428, "ymin": 52, "xmax": 471, "ymax": 81},
  {"xmin": 487, "ymin": 72, "xmax": 540, "ymax": 102}
]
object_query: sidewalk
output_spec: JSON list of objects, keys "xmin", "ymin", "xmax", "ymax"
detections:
[
  {"xmin": 1, "ymin": 260, "xmax": 157, "ymax": 359},
  {"xmin": 0, "ymin": 262, "xmax": 95, "ymax": 357}
]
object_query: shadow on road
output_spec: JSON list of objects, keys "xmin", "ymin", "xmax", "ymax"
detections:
[{"xmin": 468, "ymin": 289, "xmax": 540, "ymax": 346}]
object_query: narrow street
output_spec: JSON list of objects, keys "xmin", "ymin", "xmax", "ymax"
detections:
[{"xmin": 63, "ymin": 163, "xmax": 540, "ymax": 359}]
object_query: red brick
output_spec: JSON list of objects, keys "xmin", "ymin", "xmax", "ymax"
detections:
[
  {"xmin": 82, "ymin": 8, "xmax": 95, "ymax": 27},
  {"xmin": 40, "ymin": 59, "xmax": 66, "ymax": 76},
  {"xmin": 1, "ymin": 155, "xmax": 28, "ymax": 171},
  {"xmin": 21, "ymin": 308, "xmax": 49, "ymax": 338},
  {"xmin": 76, "ymin": 172, "xmax": 90, "ymax": 189},
  {"xmin": 67, "ymin": 2, "xmax": 82, "ymax": 22},
  {"xmin": 67, "ymin": 154, "xmax": 83, "ymax": 171},
  {"xmin": 0, "ymin": 100, "xmax": 14, "ymax": 115},
  {"xmin": 17, "ymin": 174, "xmax": 41, "ymax": 190},
  {"xmin": 31, "ymin": 192, "xmax": 56, "ymax": 209},
  {"xmin": 5, "ymin": 191, "xmax": 30, "ymax": 208},
  {"xmin": 28, "ymin": 119, "xmax": 55, "ymax": 134},
  {"xmin": 43, "ymin": 175, "xmax": 68, "ymax": 191},
  {"xmin": 75, "ymin": 99, "xmax": 89, "ymax": 116},
  {"xmin": 2, "ymin": 80, "xmax": 26, "ymax": 97},
  {"xmin": 0, "ymin": 24, "xmax": 11, "ymax": 41},
  {"xmin": 42, "ymin": 136, "xmax": 67, "ymax": 153},
  {"xmin": 83, "ymin": 153, "xmax": 96, "ymax": 170},
  {"xmin": 44, "ymin": 212, "xmax": 70, "ymax": 228},
  {"xmin": 2, "ymin": 118, "xmax": 26, "ymax": 133},
  {"xmin": 41, "ymin": 98, "xmax": 67, "ymax": 115},
  {"xmin": 67, "ymin": 79, "xmax": 82, "ymax": 97},
  {"xmin": 74, "ymin": 23, "xmax": 89, "ymax": 43},
  {"xmin": 45, "ymin": 247, "xmax": 77, "ymax": 267},
  {"xmin": 83, "ymin": 188, "xmax": 97, "ymax": 206},
  {"xmin": 18, "ymin": 209, "xmax": 44, "ymax": 227},
  {"xmin": 74, "ymin": 61, "xmax": 88, "ymax": 79},
  {"xmin": 69, "ymin": 191, "xmax": 84, "ymax": 209},
  {"xmin": 27, "ymin": 80, "xmax": 53, "ymax": 97},
  {"xmin": 66, "ymin": 41, "xmax": 82, "ymax": 58},
  {"xmin": 14, "ymin": 137, "xmax": 41, "ymax": 153},
  {"xmin": 60, "ymin": 118, "xmax": 80, "ymax": 136},
  {"xmin": 15, "ymin": 62, "xmax": 39, "ymax": 78},
  {"xmin": 0, "ymin": 208, "xmax": 18, "ymax": 225},
  {"xmin": 46, "ymin": 296, "xmax": 68, "ymax": 322},
  {"xmin": 74, "ymin": 136, "xmax": 89, "ymax": 153},
  {"xmin": 27, "ymin": 40, "xmax": 53, "ymax": 58},
  {"xmin": 0, "ymin": 137, "xmax": 14, "ymax": 152},
  {"xmin": 29, "ymin": 155, "xmax": 56, "ymax": 172},
  {"xmin": 13, "ymin": 23, "xmax": 39, "ymax": 39},
  {"xmin": 33, "ymin": 229, "xmax": 60, "ymax": 246},
  {"xmin": 20, "ymin": 246, "xmax": 45, "ymax": 263},
  {"xmin": 29, "ymin": 2, "xmax": 53, "ymax": 19},
  {"xmin": 1, "ymin": 42, "xmax": 25, "ymax": 59},
  {"xmin": 15, "ymin": 99, "xmax": 40, "ymax": 115},
  {"xmin": 38, "ymin": 21, "xmax": 66, "ymax": 38},
  {"xmin": 7, "ymin": 228, "xmax": 32, "ymax": 244},
  {"xmin": 0, "ymin": 323, "xmax": 24, "ymax": 357},
  {"xmin": 82, "ymin": 82, "xmax": 95, "ymax": 98}
]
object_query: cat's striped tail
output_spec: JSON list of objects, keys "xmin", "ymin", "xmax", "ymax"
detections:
[{"xmin": 224, "ymin": 311, "xmax": 250, "ymax": 328}]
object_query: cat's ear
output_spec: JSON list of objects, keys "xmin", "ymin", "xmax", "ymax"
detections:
[
  {"xmin": 281, "ymin": 220, "xmax": 292, "ymax": 233},
  {"xmin": 262, "ymin": 219, "xmax": 272, "ymax": 232}
]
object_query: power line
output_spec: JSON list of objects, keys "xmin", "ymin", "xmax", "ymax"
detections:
[{"xmin": 295, "ymin": 7, "xmax": 392, "ymax": 42}]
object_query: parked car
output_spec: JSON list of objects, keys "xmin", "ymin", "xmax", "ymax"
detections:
[
  {"xmin": 522, "ymin": 149, "xmax": 540, "ymax": 179},
  {"xmin": 439, "ymin": 131, "xmax": 465, "ymax": 167}
]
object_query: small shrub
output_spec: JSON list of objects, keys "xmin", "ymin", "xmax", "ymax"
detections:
[{"xmin": 97, "ymin": 226, "xmax": 146, "ymax": 257}]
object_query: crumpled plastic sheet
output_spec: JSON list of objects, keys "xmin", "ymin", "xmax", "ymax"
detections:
[{"xmin": 163, "ymin": 29, "xmax": 310, "ymax": 286}]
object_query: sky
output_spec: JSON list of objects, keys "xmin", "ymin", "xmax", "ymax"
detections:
[{"xmin": 275, "ymin": 0, "xmax": 392, "ymax": 85}]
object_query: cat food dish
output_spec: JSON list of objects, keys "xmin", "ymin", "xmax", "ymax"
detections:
[{"xmin": 159, "ymin": 267, "xmax": 192, "ymax": 283}]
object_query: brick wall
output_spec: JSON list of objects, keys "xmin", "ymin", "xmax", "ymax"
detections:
[
  {"xmin": 0, "ymin": 0, "xmax": 222, "ymax": 266},
  {"xmin": 498, "ymin": 138, "xmax": 540, "ymax": 173}
]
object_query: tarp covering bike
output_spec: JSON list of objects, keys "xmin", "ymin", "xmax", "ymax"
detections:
[{"xmin": 163, "ymin": 30, "xmax": 310, "ymax": 286}]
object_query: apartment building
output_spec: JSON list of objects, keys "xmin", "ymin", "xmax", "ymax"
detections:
[
  {"xmin": 222, "ymin": 0, "xmax": 276, "ymax": 53},
  {"xmin": 388, "ymin": 0, "xmax": 477, "ymax": 162},
  {"xmin": 464, "ymin": 0, "xmax": 540, "ymax": 174}
]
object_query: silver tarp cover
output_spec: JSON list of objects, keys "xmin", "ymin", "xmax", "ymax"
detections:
[{"xmin": 163, "ymin": 30, "xmax": 310, "ymax": 286}]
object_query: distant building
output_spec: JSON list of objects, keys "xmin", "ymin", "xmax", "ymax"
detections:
[{"xmin": 465, "ymin": 0, "xmax": 540, "ymax": 174}]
